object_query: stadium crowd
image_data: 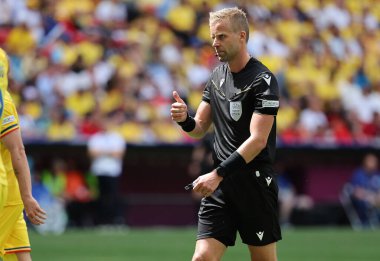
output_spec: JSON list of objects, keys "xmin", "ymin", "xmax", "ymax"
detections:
[{"xmin": 0, "ymin": 0, "xmax": 380, "ymax": 146}]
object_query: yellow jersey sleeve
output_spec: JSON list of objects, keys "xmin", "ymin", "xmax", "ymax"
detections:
[
  {"xmin": 0, "ymin": 89, "xmax": 5, "ymax": 189},
  {"xmin": 1, "ymin": 91, "xmax": 19, "ymax": 138},
  {"xmin": 0, "ymin": 48, "xmax": 8, "ymax": 187},
  {"xmin": 2, "ymin": 91, "xmax": 22, "ymax": 205}
]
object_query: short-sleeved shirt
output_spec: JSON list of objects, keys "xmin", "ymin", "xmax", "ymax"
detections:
[
  {"xmin": 1, "ymin": 91, "xmax": 22, "ymax": 206},
  {"xmin": 351, "ymin": 168, "xmax": 380, "ymax": 193},
  {"xmin": 202, "ymin": 57, "xmax": 279, "ymax": 168},
  {"xmin": 0, "ymin": 48, "xmax": 8, "ymax": 187},
  {"xmin": 88, "ymin": 131, "xmax": 126, "ymax": 177}
]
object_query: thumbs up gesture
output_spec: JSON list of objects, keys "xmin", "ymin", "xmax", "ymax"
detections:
[{"xmin": 171, "ymin": 91, "xmax": 188, "ymax": 123}]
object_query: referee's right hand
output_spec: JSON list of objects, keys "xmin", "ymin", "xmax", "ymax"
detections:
[{"xmin": 171, "ymin": 91, "xmax": 188, "ymax": 123}]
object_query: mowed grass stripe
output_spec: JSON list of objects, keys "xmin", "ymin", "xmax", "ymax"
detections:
[{"xmin": 29, "ymin": 227, "xmax": 380, "ymax": 261}]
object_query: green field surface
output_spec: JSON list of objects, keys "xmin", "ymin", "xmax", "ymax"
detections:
[{"xmin": 29, "ymin": 227, "xmax": 380, "ymax": 261}]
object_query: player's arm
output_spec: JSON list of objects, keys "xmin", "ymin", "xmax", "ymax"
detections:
[
  {"xmin": 2, "ymin": 129, "xmax": 46, "ymax": 225},
  {"xmin": 171, "ymin": 91, "xmax": 212, "ymax": 139}
]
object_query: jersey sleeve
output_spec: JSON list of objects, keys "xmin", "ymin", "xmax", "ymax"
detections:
[
  {"xmin": 1, "ymin": 92, "xmax": 19, "ymax": 138},
  {"xmin": 201, "ymin": 78, "xmax": 212, "ymax": 104},
  {"xmin": 252, "ymin": 72, "xmax": 280, "ymax": 116}
]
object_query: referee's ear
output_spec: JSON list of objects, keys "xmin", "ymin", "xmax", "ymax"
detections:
[{"xmin": 173, "ymin": 91, "xmax": 185, "ymax": 104}]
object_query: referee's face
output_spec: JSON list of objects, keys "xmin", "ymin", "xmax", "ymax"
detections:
[{"xmin": 210, "ymin": 19, "xmax": 243, "ymax": 63}]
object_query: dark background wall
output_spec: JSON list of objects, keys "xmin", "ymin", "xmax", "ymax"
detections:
[{"xmin": 26, "ymin": 143, "xmax": 380, "ymax": 227}]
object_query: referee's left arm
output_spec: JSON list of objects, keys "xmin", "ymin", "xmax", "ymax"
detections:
[{"xmin": 236, "ymin": 113, "xmax": 274, "ymax": 163}]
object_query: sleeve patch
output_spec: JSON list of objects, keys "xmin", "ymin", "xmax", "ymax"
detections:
[
  {"xmin": 2, "ymin": 115, "xmax": 15, "ymax": 125},
  {"xmin": 262, "ymin": 100, "xmax": 279, "ymax": 108}
]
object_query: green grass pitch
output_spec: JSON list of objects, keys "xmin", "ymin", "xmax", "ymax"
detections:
[{"xmin": 29, "ymin": 227, "xmax": 380, "ymax": 261}]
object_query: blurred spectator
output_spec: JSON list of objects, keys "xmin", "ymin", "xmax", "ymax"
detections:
[
  {"xmin": 79, "ymin": 109, "xmax": 103, "ymax": 138},
  {"xmin": 46, "ymin": 107, "xmax": 77, "ymax": 141},
  {"xmin": 37, "ymin": 158, "xmax": 68, "ymax": 234},
  {"xmin": 95, "ymin": 0, "xmax": 128, "ymax": 25},
  {"xmin": 36, "ymin": 156, "xmax": 98, "ymax": 229},
  {"xmin": 298, "ymin": 95, "xmax": 329, "ymax": 141},
  {"xmin": 88, "ymin": 114, "xmax": 126, "ymax": 226},
  {"xmin": 362, "ymin": 112, "xmax": 380, "ymax": 141},
  {"xmin": 65, "ymin": 160, "xmax": 97, "ymax": 228},
  {"xmin": 5, "ymin": 23, "xmax": 36, "ymax": 56},
  {"xmin": 349, "ymin": 153, "xmax": 380, "ymax": 227},
  {"xmin": 277, "ymin": 168, "xmax": 314, "ymax": 227},
  {"xmin": 165, "ymin": 0, "xmax": 197, "ymax": 46},
  {"xmin": 325, "ymin": 98, "xmax": 353, "ymax": 145},
  {"xmin": 32, "ymin": 172, "xmax": 67, "ymax": 235},
  {"xmin": 41, "ymin": 158, "xmax": 67, "ymax": 199}
]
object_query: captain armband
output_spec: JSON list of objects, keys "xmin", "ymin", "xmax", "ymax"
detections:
[
  {"xmin": 177, "ymin": 113, "xmax": 196, "ymax": 132},
  {"xmin": 216, "ymin": 151, "xmax": 246, "ymax": 178}
]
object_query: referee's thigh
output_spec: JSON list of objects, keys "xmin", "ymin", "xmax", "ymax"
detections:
[{"xmin": 248, "ymin": 242, "xmax": 278, "ymax": 261}]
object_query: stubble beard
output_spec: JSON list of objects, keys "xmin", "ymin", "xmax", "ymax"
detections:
[{"xmin": 216, "ymin": 51, "xmax": 228, "ymax": 62}]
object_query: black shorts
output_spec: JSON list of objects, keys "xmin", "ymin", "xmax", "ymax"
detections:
[{"xmin": 197, "ymin": 165, "xmax": 282, "ymax": 247}]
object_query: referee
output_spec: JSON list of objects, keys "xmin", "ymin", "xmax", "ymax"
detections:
[{"xmin": 171, "ymin": 7, "xmax": 281, "ymax": 261}]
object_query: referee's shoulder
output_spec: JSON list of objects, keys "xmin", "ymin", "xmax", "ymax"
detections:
[
  {"xmin": 250, "ymin": 66, "xmax": 278, "ymax": 91},
  {"xmin": 250, "ymin": 58, "xmax": 275, "ymax": 77},
  {"xmin": 251, "ymin": 58, "xmax": 273, "ymax": 74}
]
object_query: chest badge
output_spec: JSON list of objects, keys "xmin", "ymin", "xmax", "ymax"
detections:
[{"xmin": 230, "ymin": 101, "xmax": 242, "ymax": 121}]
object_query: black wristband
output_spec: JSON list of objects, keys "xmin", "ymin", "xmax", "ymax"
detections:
[
  {"xmin": 177, "ymin": 113, "xmax": 196, "ymax": 132},
  {"xmin": 216, "ymin": 151, "xmax": 246, "ymax": 178}
]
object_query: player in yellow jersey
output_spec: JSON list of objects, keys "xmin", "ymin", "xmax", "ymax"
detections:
[
  {"xmin": 0, "ymin": 48, "xmax": 46, "ymax": 261},
  {"xmin": 0, "ymin": 48, "xmax": 7, "ymax": 211}
]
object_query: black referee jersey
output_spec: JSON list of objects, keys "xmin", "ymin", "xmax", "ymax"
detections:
[{"xmin": 202, "ymin": 57, "xmax": 280, "ymax": 168}]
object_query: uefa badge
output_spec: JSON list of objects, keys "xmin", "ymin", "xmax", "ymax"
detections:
[{"xmin": 230, "ymin": 101, "xmax": 242, "ymax": 121}]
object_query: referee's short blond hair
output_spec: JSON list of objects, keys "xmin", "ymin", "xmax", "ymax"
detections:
[{"xmin": 209, "ymin": 7, "xmax": 249, "ymax": 42}]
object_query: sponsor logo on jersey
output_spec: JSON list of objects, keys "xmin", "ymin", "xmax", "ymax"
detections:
[
  {"xmin": 263, "ymin": 74, "xmax": 271, "ymax": 85},
  {"xmin": 2, "ymin": 115, "xmax": 15, "ymax": 125},
  {"xmin": 230, "ymin": 101, "xmax": 242, "ymax": 121}
]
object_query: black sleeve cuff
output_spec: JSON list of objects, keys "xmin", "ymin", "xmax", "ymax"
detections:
[
  {"xmin": 177, "ymin": 113, "xmax": 196, "ymax": 132},
  {"xmin": 216, "ymin": 151, "xmax": 246, "ymax": 178}
]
